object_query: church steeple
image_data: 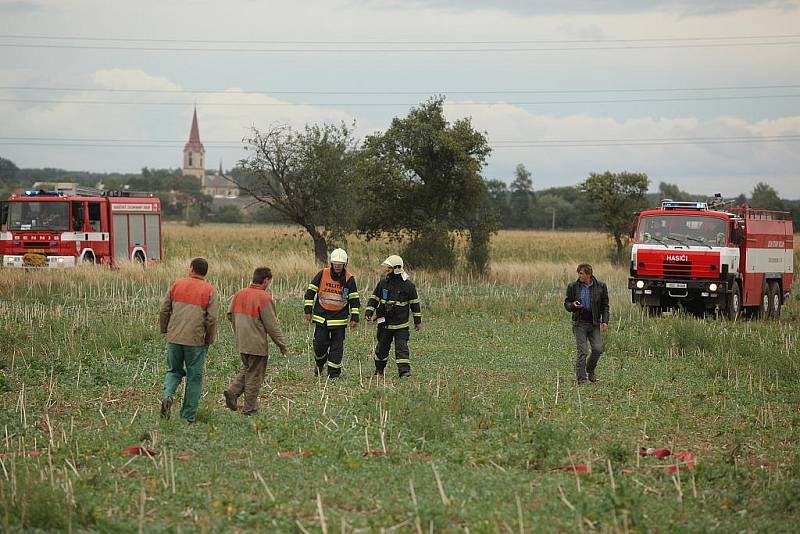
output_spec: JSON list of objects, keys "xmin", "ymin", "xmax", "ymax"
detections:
[{"xmin": 182, "ymin": 106, "xmax": 205, "ymax": 180}]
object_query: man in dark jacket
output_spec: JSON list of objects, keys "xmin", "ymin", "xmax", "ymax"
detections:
[
  {"xmin": 564, "ymin": 263, "xmax": 609, "ymax": 384},
  {"xmin": 303, "ymin": 248, "xmax": 359, "ymax": 379},
  {"xmin": 364, "ymin": 255, "xmax": 422, "ymax": 378}
]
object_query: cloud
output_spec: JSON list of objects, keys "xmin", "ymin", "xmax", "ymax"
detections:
[
  {"xmin": 367, "ymin": 0, "xmax": 800, "ymax": 16},
  {"xmin": 0, "ymin": 69, "xmax": 356, "ymax": 174},
  {"xmin": 0, "ymin": 1, "xmax": 40, "ymax": 15},
  {"xmin": 443, "ymin": 102, "xmax": 800, "ymax": 197},
  {"xmin": 91, "ymin": 69, "xmax": 183, "ymax": 91}
]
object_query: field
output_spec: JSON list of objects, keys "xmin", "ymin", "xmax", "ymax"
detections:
[{"xmin": 1, "ymin": 224, "xmax": 799, "ymax": 532}]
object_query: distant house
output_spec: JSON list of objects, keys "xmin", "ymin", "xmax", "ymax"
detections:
[
  {"xmin": 182, "ymin": 107, "xmax": 240, "ymax": 199},
  {"xmin": 203, "ymin": 163, "xmax": 239, "ymax": 199}
]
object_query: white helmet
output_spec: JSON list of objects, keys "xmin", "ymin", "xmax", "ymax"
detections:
[
  {"xmin": 330, "ymin": 248, "xmax": 348, "ymax": 265},
  {"xmin": 381, "ymin": 254, "xmax": 404, "ymax": 274}
]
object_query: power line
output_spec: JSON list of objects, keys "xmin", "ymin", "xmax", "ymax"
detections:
[
  {"xmin": 3, "ymin": 135, "xmax": 799, "ymax": 144},
  {"xmin": 0, "ymin": 135, "xmax": 798, "ymax": 149},
  {"xmin": 1, "ymin": 94, "xmax": 799, "ymax": 107},
  {"xmin": 2, "ymin": 32, "xmax": 799, "ymax": 44},
  {"xmin": 2, "ymin": 42, "xmax": 800, "ymax": 53},
  {"xmin": 2, "ymin": 83, "xmax": 799, "ymax": 96}
]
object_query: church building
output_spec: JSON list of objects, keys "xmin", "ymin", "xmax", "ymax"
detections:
[{"xmin": 182, "ymin": 108, "xmax": 240, "ymax": 199}]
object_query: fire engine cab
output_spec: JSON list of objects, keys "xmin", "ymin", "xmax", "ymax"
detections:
[
  {"xmin": 0, "ymin": 183, "xmax": 162, "ymax": 268},
  {"xmin": 628, "ymin": 199, "xmax": 793, "ymax": 318}
]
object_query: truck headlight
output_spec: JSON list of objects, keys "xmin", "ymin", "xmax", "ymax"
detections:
[
  {"xmin": 708, "ymin": 283, "xmax": 718, "ymax": 292},
  {"xmin": 636, "ymin": 280, "xmax": 645, "ymax": 289}
]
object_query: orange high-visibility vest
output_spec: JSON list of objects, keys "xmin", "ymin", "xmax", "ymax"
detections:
[{"xmin": 318, "ymin": 267, "xmax": 352, "ymax": 312}]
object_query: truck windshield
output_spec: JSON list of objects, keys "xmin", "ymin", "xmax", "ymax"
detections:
[
  {"xmin": 7, "ymin": 201, "xmax": 69, "ymax": 231},
  {"xmin": 636, "ymin": 215, "xmax": 727, "ymax": 246}
]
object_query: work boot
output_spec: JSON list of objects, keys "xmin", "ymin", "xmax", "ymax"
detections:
[
  {"xmin": 374, "ymin": 366, "xmax": 385, "ymax": 376},
  {"xmin": 398, "ymin": 370, "xmax": 411, "ymax": 379},
  {"xmin": 588, "ymin": 371, "xmax": 597, "ymax": 383},
  {"xmin": 314, "ymin": 365, "xmax": 324, "ymax": 377},
  {"xmin": 223, "ymin": 390, "xmax": 238, "ymax": 411},
  {"xmin": 160, "ymin": 396, "xmax": 173, "ymax": 419},
  {"xmin": 577, "ymin": 378, "xmax": 588, "ymax": 385}
]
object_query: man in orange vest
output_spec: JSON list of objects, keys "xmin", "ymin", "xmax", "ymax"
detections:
[
  {"xmin": 159, "ymin": 257, "xmax": 218, "ymax": 423},
  {"xmin": 223, "ymin": 266, "xmax": 289, "ymax": 415},
  {"xmin": 303, "ymin": 248, "xmax": 360, "ymax": 379}
]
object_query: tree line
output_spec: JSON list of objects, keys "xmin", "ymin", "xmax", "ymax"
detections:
[{"xmin": 2, "ymin": 96, "xmax": 798, "ymax": 272}]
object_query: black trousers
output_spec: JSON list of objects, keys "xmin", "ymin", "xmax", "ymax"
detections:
[
  {"xmin": 374, "ymin": 325, "xmax": 410, "ymax": 374},
  {"xmin": 313, "ymin": 324, "xmax": 346, "ymax": 377}
]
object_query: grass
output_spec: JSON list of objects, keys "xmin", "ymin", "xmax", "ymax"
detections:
[{"xmin": 0, "ymin": 223, "xmax": 799, "ymax": 531}]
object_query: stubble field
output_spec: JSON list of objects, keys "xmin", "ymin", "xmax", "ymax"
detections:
[{"xmin": 1, "ymin": 224, "xmax": 799, "ymax": 532}]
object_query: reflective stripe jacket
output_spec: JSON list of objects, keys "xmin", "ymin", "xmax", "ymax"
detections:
[
  {"xmin": 227, "ymin": 284, "xmax": 288, "ymax": 357},
  {"xmin": 159, "ymin": 274, "xmax": 218, "ymax": 346},
  {"xmin": 304, "ymin": 268, "xmax": 360, "ymax": 327},
  {"xmin": 364, "ymin": 274, "xmax": 422, "ymax": 329}
]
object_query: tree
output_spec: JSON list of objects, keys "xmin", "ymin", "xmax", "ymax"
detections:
[
  {"xmin": 657, "ymin": 182, "xmax": 693, "ymax": 203},
  {"xmin": 485, "ymin": 179, "xmax": 511, "ymax": 227},
  {"xmin": 0, "ymin": 157, "xmax": 19, "ymax": 198},
  {"xmin": 509, "ymin": 163, "xmax": 534, "ymax": 228},
  {"xmin": 357, "ymin": 96, "xmax": 495, "ymax": 272},
  {"xmin": 236, "ymin": 122, "xmax": 358, "ymax": 265},
  {"xmin": 750, "ymin": 182, "xmax": 785, "ymax": 211},
  {"xmin": 0, "ymin": 157, "xmax": 18, "ymax": 184},
  {"xmin": 580, "ymin": 171, "xmax": 649, "ymax": 263}
]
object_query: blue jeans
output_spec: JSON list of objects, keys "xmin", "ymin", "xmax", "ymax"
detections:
[{"xmin": 572, "ymin": 322, "xmax": 603, "ymax": 381}]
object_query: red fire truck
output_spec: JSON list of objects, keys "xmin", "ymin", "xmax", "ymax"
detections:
[
  {"xmin": 628, "ymin": 199, "xmax": 793, "ymax": 318},
  {"xmin": 0, "ymin": 183, "xmax": 162, "ymax": 268}
]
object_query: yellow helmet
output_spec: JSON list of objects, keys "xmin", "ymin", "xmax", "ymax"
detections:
[
  {"xmin": 381, "ymin": 254, "xmax": 404, "ymax": 274},
  {"xmin": 330, "ymin": 248, "xmax": 348, "ymax": 265}
]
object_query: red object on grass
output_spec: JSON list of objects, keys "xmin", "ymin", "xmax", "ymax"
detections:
[
  {"xmin": 122, "ymin": 446, "xmax": 159, "ymax": 457},
  {"xmin": 557, "ymin": 464, "xmax": 592, "ymax": 472},
  {"xmin": 665, "ymin": 451, "xmax": 696, "ymax": 473},
  {"xmin": 29, "ymin": 451, "xmax": 42, "ymax": 457},
  {"xmin": 639, "ymin": 447, "xmax": 672, "ymax": 458},
  {"xmin": 178, "ymin": 454, "xmax": 191, "ymax": 461}
]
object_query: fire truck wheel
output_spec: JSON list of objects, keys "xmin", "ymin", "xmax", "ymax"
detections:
[
  {"xmin": 82, "ymin": 252, "xmax": 95, "ymax": 265},
  {"xmin": 756, "ymin": 285, "xmax": 770, "ymax": 319},
  {"xmin": 133, "ymin": 251, "xmax": 145, "ymax": 265},
  {"xmin": 726, "ymin": 282, "xmax": 741, "ymax": 320},
  {"xmin": 768, "ymin": 282, "xmax": 782, "ymax": 318}
]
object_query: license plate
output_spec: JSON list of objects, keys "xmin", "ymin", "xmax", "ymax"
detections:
[
  {"xmin": 666, "ymin": 282, "xmax": 687, "ymax": 289},
  {"xmin": 27, "ymin": 248, "xmax": 45, "ymax": 254}
]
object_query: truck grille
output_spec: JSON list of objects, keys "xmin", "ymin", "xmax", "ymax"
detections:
[{"xmin": 663, "ymin": 261, "xmax": 692, "ymax": 279}]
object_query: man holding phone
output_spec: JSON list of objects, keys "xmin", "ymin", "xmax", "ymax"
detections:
[{"xmin": 564, "ymin": 263, "xmax": 609, "ymax": 385}]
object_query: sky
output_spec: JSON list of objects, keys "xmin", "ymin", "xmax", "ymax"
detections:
[{"xmin": 1, "ymin": 0, "xmax": 799, "ymax": 197}]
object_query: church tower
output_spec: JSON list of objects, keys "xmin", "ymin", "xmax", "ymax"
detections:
[{"xmin": 182, "ymin": 107, "xmax": 205, "ymax": 180}]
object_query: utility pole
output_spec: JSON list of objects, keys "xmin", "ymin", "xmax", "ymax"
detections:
[{"xmin": 548, "ymin": 207, "xmax": 556, "ymax": 231}]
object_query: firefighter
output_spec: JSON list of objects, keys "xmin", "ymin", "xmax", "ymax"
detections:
[
  {"xmin": 364, "ymin": 255, "xmax": 422, "ymax": 377},
  {"xmin": 159, "ymin": 257, "xmax": 218, "ymax": 423},
  {"xmin": 223, "ymin": 266, "xmax": 289, "ymax": 415},
  {"xmin": 303, "ymin": 248, "xmax": 360, "ymax": 379},
  {"xmin": 564, "ymin": 263, "xmax": 609, "ymax": 385}
]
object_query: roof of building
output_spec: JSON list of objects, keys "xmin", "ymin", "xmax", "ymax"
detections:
[
  {"xmin": 184, "ymin": 107, "xmax": 204, "ymax": 151},
  {"xmin": 203, "ymin": 163, "xmax": 238, "ymax": 190}
]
